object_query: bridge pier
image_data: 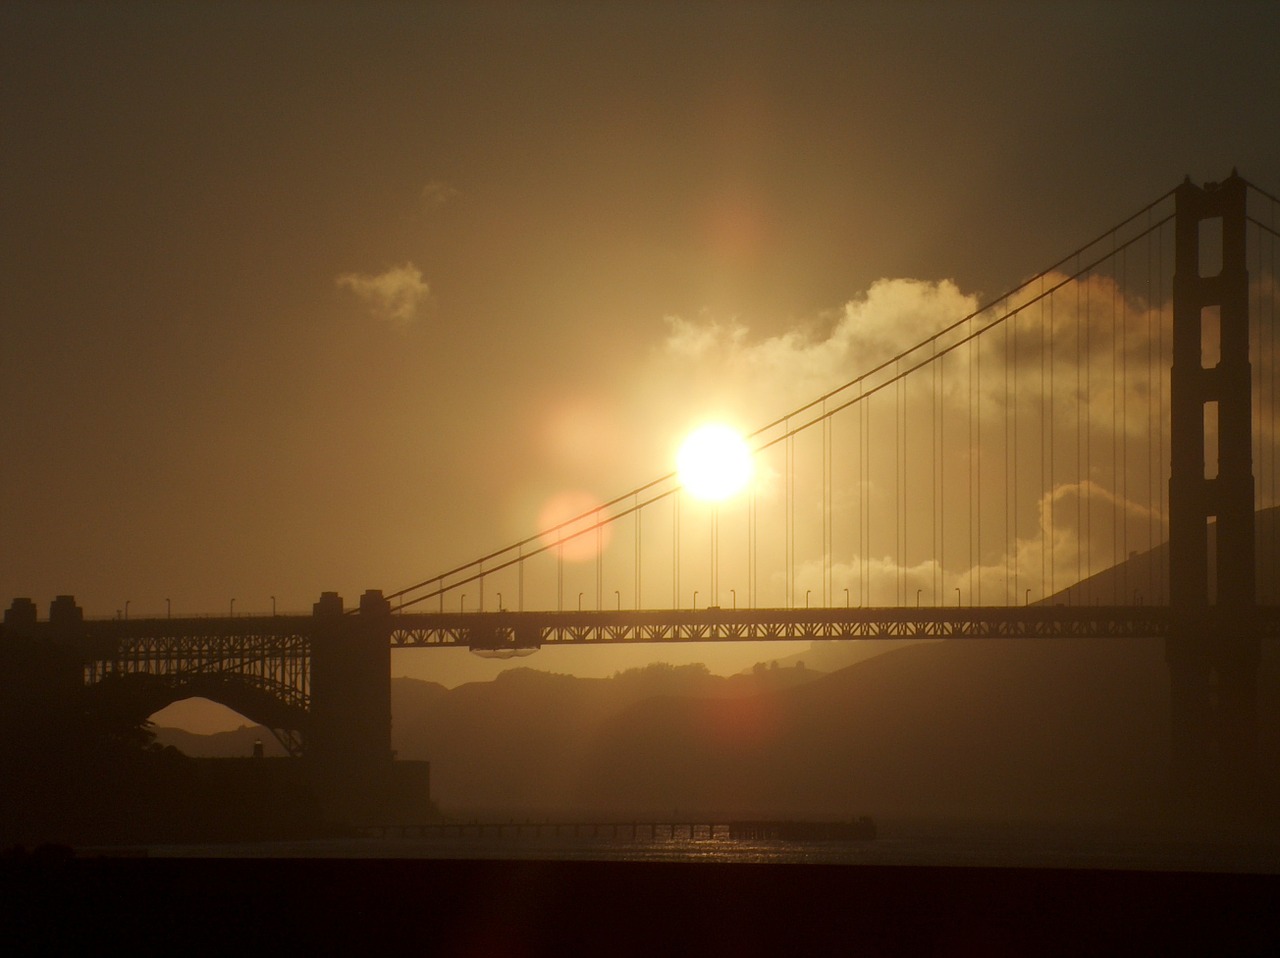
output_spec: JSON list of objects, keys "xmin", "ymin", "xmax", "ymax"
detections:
[
  {"xmin": 1167, "ymin": 173, "xmax": 1261, "ymax": 813},
  {"xmin": 308, "ymin": 590, "xmax": 395, "ymax": 824},
  {"xmin": 1, "ymin": 596, "xmax": 87, "ymax": 731}
]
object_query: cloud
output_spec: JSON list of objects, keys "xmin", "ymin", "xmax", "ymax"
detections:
[
  {"xmin": 421, "ymin": 179, "xmax": 459, "ymax": 210},
  {"xmin": 785, "ymin": 477, "xmax": 1168, "ymax": 612},
  {"xmin": 656, "ymin": 278, "xmax": 979, "ymax": 418},
  {"xmin": 336, "ymin": 263, "xmax": 429, "ymax": 325}
]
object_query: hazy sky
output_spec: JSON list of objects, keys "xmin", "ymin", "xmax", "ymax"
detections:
[{"xmin": 4, "ymin": 2, "xmax": 1280, "ymax": 700}]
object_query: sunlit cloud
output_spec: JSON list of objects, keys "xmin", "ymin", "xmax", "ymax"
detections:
[
  {"xmin": 336, "ymin": 263, "xmax": 430, "ymax": 325},
  {"xmin": 421, "ymin": 179, "xmax": 459, "ymax": 210},
  {"xmin": 656, "ymin": 279, "xmax": 979, "ymax": 423},
  {"xmin": 787, "ymin": 478, "xmax": 1168, "ymax": 612}
]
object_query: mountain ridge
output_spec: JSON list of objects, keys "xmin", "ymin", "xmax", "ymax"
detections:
[{"xmin": 156, "ymin": 636, "xmax": 1280, "ymax": 824}]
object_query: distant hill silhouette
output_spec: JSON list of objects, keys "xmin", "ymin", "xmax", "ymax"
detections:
[
  {"xmin": 156, "ymin": 640, "xmax": 1280, "ymax": 825},
  {"xmin": 153, "ymin": 509, "xmax": 1280, "ymax": 824},
  {"xmin": 572, "ymin": 639, "xmax": 1175, "ymax": 822},
  {"xmin": 1050, "ymin": 504, "xmax": 1280, "ymax": 608},
  {"xmin": 155, "ymin": 724, "xmax": 289, "ymax": 759}
]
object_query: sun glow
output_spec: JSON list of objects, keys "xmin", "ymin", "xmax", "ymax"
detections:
[{"xmin": 676, "ymin": 423, "xmax": 754, "ymax": 502}]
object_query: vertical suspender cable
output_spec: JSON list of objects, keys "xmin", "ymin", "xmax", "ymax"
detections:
[
  {"xmin": 1005, "ymin": 313, "xmax": 1012, "ymax": 603},
  {"xmin": 786, "ymin": 422, "xmax": 794, "ymax": 607},
  {"xmin": 1112, "ymin": 236, "xmax": 1120, "ymax": 599},
  {"xmin": 1012, "ymin": 296, "xmax": 1019, "ymax": 603},
  {"xmin": 1084, "ymin": 272, "xmax": 1092, "ymax": 591},
  {"xmin": 1122, "ymin": 245, "xmax": 1130, "ymax": 601},
  {"xmin": 896, "ymin": 365, "xmax": 903, "ymax": 605},
  {"xmin": 1152, "ymin": 213, "xmax": 1162, "ymax": 594},
  {"xmin": 672, "ymin": 493, "xmax": 678, "ymax": 609},
  {"xmin": 935, "ymin": 332, "xmax": 941, "ymax": 603},
  {"xmin": 938, "ymin": 348, "xmax": 945, "ymax": 603},
  {"xmin": 1152, "ymin": 212, "xmax": 1162, "ymax": 591},
  {"xmin": 1040, "ymin": 282, "xmax": 1047, "ymax": 600},
  {"xmin": 976, "ymin": 316, "xmax": 982, "ymax": 604},
  {"xmin": 1271, "ymin": 215, "xmax": 1277, "ymax": 594},
  {"xmin": 824, "ymin": 405, "xmax": 831, "ymax": 607},
  {"xmin": 863, "ymin": 394, "xmax": 870, "ymax": 604},
  {"xmin": 711, "ymin": 505, "xmax": 718, "ymax": 608},
  {"xmin": 1271, "ymin": 211, "xmax": 1278, "ymax": 594},
  {"xmin": 1158, "ymin": 220, "xmax": 1167, "ymax": 601},
  {"xmin": 1049, "ymin": 290, "xmax": 1056, "ymax": 598},
  {"xmin": 1076, "ymin": 260, "xmax": 1084, "ymax": 589},
  {"xmin": 968, "ymin": 315, "xmax": 974, "ymax": 603}
]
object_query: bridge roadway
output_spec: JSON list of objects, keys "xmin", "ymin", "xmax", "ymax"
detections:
[
  {"xmin": 28, "ymin": 605, "xmax": 1279, "ymax": 686},
  {"xmin": 54, "ymin": 603, "xmax": 1280, "ymax": 653}
]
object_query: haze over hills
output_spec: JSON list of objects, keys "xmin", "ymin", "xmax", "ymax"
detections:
[
  {"xmin": 155, "ymin": 508, "xmax": 1280, "ymax": 823},
  {"xmin": 157, "ymin": 641, "xmax": 1280, "ymax": 825}
]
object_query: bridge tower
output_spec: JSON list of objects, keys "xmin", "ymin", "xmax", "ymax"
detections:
[{"xmin": 1167, "ymin": 172, "xmax": 1258, "ymax": 801}]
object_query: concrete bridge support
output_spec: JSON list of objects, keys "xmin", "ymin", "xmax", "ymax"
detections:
[{"xmin": 307, "ymin": 589, "xmax": 394, "ymax": 823}]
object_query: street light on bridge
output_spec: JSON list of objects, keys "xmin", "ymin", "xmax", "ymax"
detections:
[
  {"xmin": 271, "ymin": 595, "xmax": 276, "ymax": 616},
  {"xmin": 124, "ymin": 600, "xmax": 130, "ymax": 620},
  {"xmin": 230, "ymin": 598, "xmax": 235, "ymax": 617},
  {"xmin": 730, "ymin": 589, "xmax": 736, "ymax": 610},
  {"xmin": 166, "ymin": 598, "xmax": 170, "ymax": 619}
]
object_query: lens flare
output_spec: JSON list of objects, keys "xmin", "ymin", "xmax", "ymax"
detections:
[{"xmin": 538, "ymin": 490, "xmax": 611, "ymax": 562}]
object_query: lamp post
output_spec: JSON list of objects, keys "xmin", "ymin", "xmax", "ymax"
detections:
[
  {"xmin": 730, "ymin": 589, "xmax": 736, "ymax": 610},
  {"xmin": 124, "ymin": 600, "xmax": 130, "ymax": 620},
  {"xmin": 230, "ymin": 598, "xmax": 235, "ymax": 617},
  {"xmin": 1025, "ymin": 589, "xmax": 1031, "ymax": 606},
  {"xmin": 497, "ymin": 592, "xmax": 503, "ymax": 611},
  {"xmin": 271, "ymin": 595, "xmax": 277, "ymax": 616},
  {"xmin": 954, "ymin": 588, "xmax": 961, "ymax": 607},
  {"xmin": 844, "ymin": 588, "xmax": 849, "ymax": 608},
  {"xmin": 805, "ymin": 590, "xmax": 811, "ymax": 608},
  {"xmin": 578, "ymin": 592, "xmax": 584, "ymax": 612},
  {"xmin": 461, "ymin": 594, "xmax": 466, "ymax": 613},
  {"xmin": 166, "ymin": 598, "xmax": 171, "ymax": 619},
  {"xmin": 615, "ymin": 590, "xmax": 621, "ymax": 611},
  {"xmin": 693, "ymin": 590, "xmax": 698, "ymax": 609},
  {"xmin": 916, "ymin": 589, "xmax": 922, "ymax": 608}
]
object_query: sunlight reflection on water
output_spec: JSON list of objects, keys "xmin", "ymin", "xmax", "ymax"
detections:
[{"xmin": 130, "ymin": 820, "xmax": 1280, "ymax": 874}]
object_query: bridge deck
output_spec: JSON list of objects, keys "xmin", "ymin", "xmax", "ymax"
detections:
[
  {"xmin": 13, "ymin": 605, "xmax": 1280, "ymax": 657},
  {"xmin": 388, "ymin": 606, "xmax": 1181, "ymax": 648}
]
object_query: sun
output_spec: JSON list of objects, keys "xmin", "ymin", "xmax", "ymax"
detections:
[{"xmin": 676, "ymin": 423, "xmax": 754, "ymax": 502}]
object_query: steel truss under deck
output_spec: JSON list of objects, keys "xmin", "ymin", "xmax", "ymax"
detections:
[
  {"xmin": 78, "ymin": 616, "xmax": 311, "ymax": 755},
  {"xmin": 386, "ymin": 606, "xmax": 1215, "ymax": 648}
]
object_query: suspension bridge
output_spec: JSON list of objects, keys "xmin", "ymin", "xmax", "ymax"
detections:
[{"xmin": 4, "ymin": 172, "xmax": 1280, "ymax": 816}]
